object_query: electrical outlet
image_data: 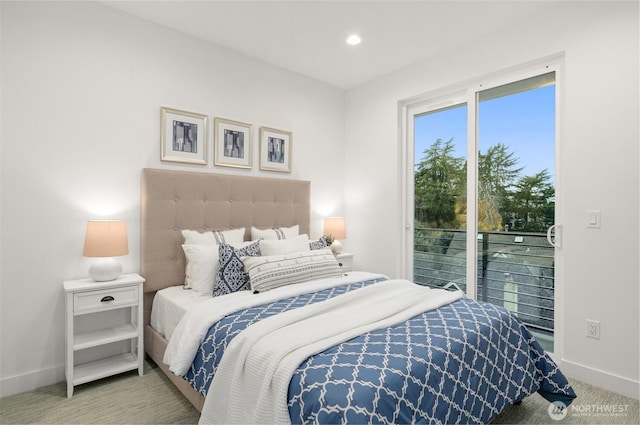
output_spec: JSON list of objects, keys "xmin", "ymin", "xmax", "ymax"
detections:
[{"xmin": 586, "ymin": 319, "xmax": 600, "ymax": 339}]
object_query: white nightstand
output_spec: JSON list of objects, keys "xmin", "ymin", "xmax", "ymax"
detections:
[
  {"xmin": 63, "ymin": 273, "xmax": 145, "ymax": 397},
  {"xmin": 336, "ymin": 252, "xmax": 354, "ymax": 272}
]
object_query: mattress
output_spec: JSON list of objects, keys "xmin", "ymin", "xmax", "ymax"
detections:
[{"xmin": 150, "ymin": 286, "xmax": 210, "ymax": 340}]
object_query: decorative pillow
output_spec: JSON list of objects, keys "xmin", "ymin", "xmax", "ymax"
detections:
[
  {"xmin": 182, "ymin": 244, "xmax": 220, "ymax": 294},
  {"xmin": 182, "ymin": 227, "xmax": 245, "ymax": 245},
  {"xmin": 250, "ymin": 225, "xmax": 299, "ymax": 241},
  {"xmin": 309, "ymin": 237, "xmax": 328, "ymax": 250},
  {"xmin": 259, "ymin": 234, "xmax": 310, "ymax": 256},
  {"xmin": 182, "ymin": 241, "xmax": 252, "ymax": 293},
  {"xmin": 213, "ymin": 241, "xmax": 261, "ymax": 296},
  {"xmin": 243, "ymin": 248, "xmax": 343, "ymax": 293}
]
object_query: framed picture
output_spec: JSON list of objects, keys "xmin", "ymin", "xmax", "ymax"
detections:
[
  {"xmin": 259, "ymin": 127, "xmax": 292, "ymax": 173},
  {"xmin": 214, "ymin": 117, "xmax": 253, "ymax": 169},
  {"xmin": 160, "ymin": 107, "xmax": 208, "ymax": 165}
]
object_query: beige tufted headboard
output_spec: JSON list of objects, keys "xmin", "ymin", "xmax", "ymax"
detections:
[{"xmin": 140, "ymin": 168, "xmax": 310, "ymax": 327}]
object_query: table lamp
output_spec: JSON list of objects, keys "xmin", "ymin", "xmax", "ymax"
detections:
[
  {"xmin": 323, "ymin": 217, "xmax": 346, "ymax": 255},
  {"xmin": 83, "ymin": 220, "xmax": 129, "ymax": 281}
]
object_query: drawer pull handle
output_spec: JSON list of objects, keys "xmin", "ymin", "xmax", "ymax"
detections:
[{"xmin": 100, "ymin": 296, "xmax": 115, "ymax": 302}]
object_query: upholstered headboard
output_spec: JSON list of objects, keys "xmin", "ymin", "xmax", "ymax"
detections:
[{"xmin": 140, "ymin": 168, "xmax": 310, "ymax": 326}]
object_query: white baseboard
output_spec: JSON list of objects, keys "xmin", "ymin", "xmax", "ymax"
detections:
[
  {"xmin": 0, "ymin": 364, "xmax": 64, "ymax": 398},
  {"xmin": 561, "ymin": 359, "xmax": 640, "ymax": 400},
  {"xmin": 2, "ymin": 359, "xmax": 638, "ymax": 402}
]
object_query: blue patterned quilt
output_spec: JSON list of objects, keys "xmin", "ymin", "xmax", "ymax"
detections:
[{"xmin": 185, "ymin": 277, "xmax": 575, "ymax": 424}]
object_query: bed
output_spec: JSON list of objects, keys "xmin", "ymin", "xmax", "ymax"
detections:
[{"xmin": 141, "ymin": 168, "xmax": 575, "ymax": 424}]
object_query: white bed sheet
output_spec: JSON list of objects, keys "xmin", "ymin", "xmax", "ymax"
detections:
[{"xmin": 150, "ymin": 286, "xmax": 210, "ymax": 340}]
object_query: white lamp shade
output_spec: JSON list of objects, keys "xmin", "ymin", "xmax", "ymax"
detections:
[
  {"xmin": 323, "ymin": 217, "xmax": 346, "ymax": 255},
  {"xmin": 83, "ymin": 220, "xmax": 129, "ymax": 257},
  {"xmin": 323, "ymin": 217, "xmax": 346, "ymax": 240},
  {"xmin": 83, "ymin": 220, "xmax": 128, "ymax": 282}
]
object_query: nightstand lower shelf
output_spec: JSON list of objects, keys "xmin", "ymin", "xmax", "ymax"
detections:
[
  {"xmin": 73, "ymin": 324, "xmax": 138, "ymax": 351},
  {"xmin": 73, "ymin": 353, "xmax": 140, "ymax": 386}
]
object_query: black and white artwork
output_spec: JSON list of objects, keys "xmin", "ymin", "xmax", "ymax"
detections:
[
  {"xmin": 161, "ymin": 107, "xmax": 207, "ymax": 165},
  {"xmin": 173, "ymin": 120, "xmax": 198, "ymax": 153},
  {"xmin": 214, "ymin": 117, "xmax": 252, "ymax": 169},
  {"xmin": 223, "ymin": 129, "xmax": 245, "ymax": 158},
  {"xmin": 267, "ymin": 137, "xmax": 285, "ymax": 163},
  {"xmin": 260, "ymin": 127, "xmax": 291, "ymax": 173}
]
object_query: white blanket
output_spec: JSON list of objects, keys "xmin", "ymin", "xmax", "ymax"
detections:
[
  {"xmin": 199, "ymin": 279, "xmax": 464, "ymax": 425},
  {"xmin": 164, "ymin": 271, "xmax": 387, "ymax": 375}
]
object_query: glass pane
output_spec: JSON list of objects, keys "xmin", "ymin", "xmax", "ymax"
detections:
[
  {"xmin": 413, "ymin": 104, "xmax": 468, "ymax": 291},
  {"xmin": 477, "ymin": 73, "xmax": 555, "ymax": 351}
]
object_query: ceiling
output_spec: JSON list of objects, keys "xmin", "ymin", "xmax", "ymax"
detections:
[{"xmin": 102, "ymin": 1, "xmax": 561, "ymax": 90}]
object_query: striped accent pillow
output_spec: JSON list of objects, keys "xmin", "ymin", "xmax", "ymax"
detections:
[
  {"xmin": 182, "ymin": 228, "xmax": 245, "ymax": 245},
  {"xmin": 250, "ymin": 225, "xmax": 299, "ymax": 241},
  {"xmin": 243, "ymin": 249, "xmax": 342, "ymax": 293}
]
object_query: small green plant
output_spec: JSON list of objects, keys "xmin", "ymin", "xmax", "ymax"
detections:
[{"xmin": 322, "ymin": 234, "xmax": 334, "ymax": 246}]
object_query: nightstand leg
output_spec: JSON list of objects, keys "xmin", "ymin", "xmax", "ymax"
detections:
[
  {"xmin": 65, "ymin": 292, "xmax": 74, "ymax": 398},
  {"xmin": 133, "ymin": 303, "xmax": 144, "ymax": 376}
]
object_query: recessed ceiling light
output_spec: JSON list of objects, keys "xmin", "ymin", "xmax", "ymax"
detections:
[{"xmin": 346, "ymin": 34, "xmax": 362, "ymax": 45}]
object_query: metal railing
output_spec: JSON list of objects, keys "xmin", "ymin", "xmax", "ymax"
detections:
[{"xmin": 414, "ymin": 227, "xmax": 554, "ymax": 334}]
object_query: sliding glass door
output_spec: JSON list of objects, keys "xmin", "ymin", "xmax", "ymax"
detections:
[
  {"xmin": 476, "ymin": 73, "xmax": 556, "ymax": 350},
  {"xmin": 413, "ymin": 104, "xmax": 468, "ymax": 292},
  {"xmin": 406, "ymin": 66, "xmax": 559, "ymax": 352}
]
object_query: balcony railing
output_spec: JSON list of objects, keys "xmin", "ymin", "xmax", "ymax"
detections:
[{"xmin": 414, "ymin": 227, "xmax": 554, "ymax": 335}]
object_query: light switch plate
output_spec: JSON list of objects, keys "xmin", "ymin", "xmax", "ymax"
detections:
[{"xmin": 586, "ymin": 210, "xmax": 601, "ymax": 228}]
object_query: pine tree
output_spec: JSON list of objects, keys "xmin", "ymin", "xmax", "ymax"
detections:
[{"xmin": 414, "ymin": 138, "xmax": 465, "ymax": 228}]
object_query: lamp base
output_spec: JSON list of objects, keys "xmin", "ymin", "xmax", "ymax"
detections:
[
  {"xmin": 330, "ymin": 240, "xmax": 343, "ymax": 255},
  {"xmin": 89, "ymin": 258, "xmax": 122, "ymax": 282}
]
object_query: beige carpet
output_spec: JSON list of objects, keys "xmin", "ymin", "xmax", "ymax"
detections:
[
  {"xmin": 492, "ymin": 379, "xmax": 639, "ymax": 425},
  {"xmin": 1, "ymin": 360, "xmax": 637, "ymax": 424},
  {"xmin": 0, "ymin": 361, "xmax": 200, "ymax": 424}
]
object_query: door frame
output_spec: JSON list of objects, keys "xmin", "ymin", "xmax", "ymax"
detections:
[{"xmin": 399, "ymin": 54, "xmax": 565, "ymax": 358}]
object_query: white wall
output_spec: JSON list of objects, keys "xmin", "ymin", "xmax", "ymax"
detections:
[
  {"xmin": 345, "ymin": 2, "xmax": 639, "ymax": 398},
  {"xmin": 0, "ymin": 1, "xmax": 346, "ymax": 396},
  {"xmin": 2, "ymin": 0, "xmax": 638, "ymax": 401}
]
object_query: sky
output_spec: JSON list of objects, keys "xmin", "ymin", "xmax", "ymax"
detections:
[{"xmin": 414, "ymin": 84, "xmax": 555, "ymax": 183}]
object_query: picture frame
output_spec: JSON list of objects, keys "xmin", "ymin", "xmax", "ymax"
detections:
[
  {"xmin": 160, "ymin": 107, "xmax": 208, "ymax": 165},
  {"xmin": 259, "ymin": 127, "xmax": 292, "ymax": 173},
  {"xmin": 214, "ymin": 117, "xmax": 253, "ymax": 169}
]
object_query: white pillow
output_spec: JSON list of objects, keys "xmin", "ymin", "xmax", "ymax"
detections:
[
  {"xmin": 243, "ymin": 248, "xmax": 342, "ymax": 293},
  {"xmin": 182, "ymin": 227, "xmax": 245, "ymax": 245},
  {"xmin": 259, "ymin": 234, "xmax": 310, "ymax": 256},
  {"xmin": 182, "ymin": 244, "xmax": 220, "ymax": 294},
  {"xmin": 182, "ymin": 240, "xmax": 251, "ymax": 294},
  {"xmin": 250, "ymin": 225, "xmax": 299, "ymax": 240}
]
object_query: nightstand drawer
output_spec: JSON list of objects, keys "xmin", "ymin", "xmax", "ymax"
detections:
[
  {"xmin": 74, "ymin": 286, "xmax": 138, "ymax": 314},
  {"xmin": 336, "ymin": 253, "xmax": 354, "ymax": 272}
]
